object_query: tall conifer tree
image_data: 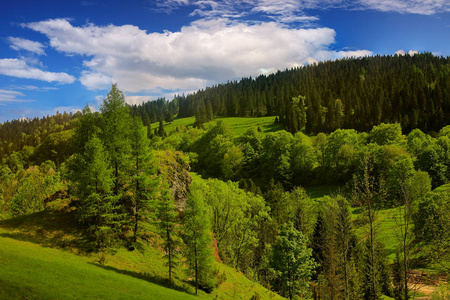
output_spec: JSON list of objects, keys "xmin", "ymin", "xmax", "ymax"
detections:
[
  {"xmin": 70, "ymin": 135, "xmax": 121, "ymax": 250},
  {"xmin": 157, "ymin": 184, "xmax": 180, "ymax": 285},
  {"xmin": 100, "ymin": 84, "xmax": 132, "ymax": 196},
  {"xmin": 183, "ymin": 187, "xmax": 214, "ymax": 294},
  {"xmin": 129, "ymin": 116, "xmax": 159, "ymax": 243}
]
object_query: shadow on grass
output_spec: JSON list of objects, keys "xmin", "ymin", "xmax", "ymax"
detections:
[
  {"xmin": 305, "ymin": 184, "xmax": 339, "ymax": 199},
  {"xmin": 263, "ymin": 123, "xmax": 283, "ymax": 133},
  {"xmin": 0, "ymin": 208, "xmax": 92, "ymax": 254},
  {"xmin": 88, "ymin": 262, "xmax": 194, "ymax": 295},
  {"xmin": 352, "ymin": 207, "xmax": 363, "ymax": 215}
]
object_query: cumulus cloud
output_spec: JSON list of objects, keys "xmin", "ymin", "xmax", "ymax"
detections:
[
  {"xmin": 0, "ymin": 89, "xmax": 34, "ymax": 103},
  {"xmin": 79, "ymin": 71, "xmax": 113, "ymax": 90},
  {"xmin": 7, "ymin": 37, "xmax": 46, "ymax": 55},
  {"xmin": 0, "ymin": 58, "xmax": 75, "ymax": 83},
  {"xmin": 395, "ymin": 49, "xmax": 419, "ymax": 56},
  {"xmin": 126, "ymin": 96, "xmax": 153, "ymax": 105},
  {"xmin": 24, "ymin": 18, "xmax": 370, "ymax": 93},
  {"xmin": 338, "ymin": 50, "xmax": 372, "ymax": 58}
]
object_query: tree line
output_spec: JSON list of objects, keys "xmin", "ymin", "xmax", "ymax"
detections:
[
  {"xmin": 168, "ymin": 53, "xmax": 449, "ymax": 133},
  {"xmin": 1, "ymin": 79, "xmax": 450, "ymax": 298}
]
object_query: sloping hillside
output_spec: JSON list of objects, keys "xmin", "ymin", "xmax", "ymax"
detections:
[{"xmin": 0, "ymin": 203, "xmax": 281, "ymax": 299}]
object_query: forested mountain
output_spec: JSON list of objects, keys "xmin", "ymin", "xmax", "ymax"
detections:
[
  {"xmin": 3, "ymin": 53, "xmax": 449, "ymax": 163},
  {"xmin": 133, "ymin": 53, "xmax": 450, "ymax": 134},
  {"xmin": 1, "ymin": 54, "xmax": 450, "ymax": 299},
  {"xmin": 0, "ymin": 112, "xmax": 75, "ymax": 154}
]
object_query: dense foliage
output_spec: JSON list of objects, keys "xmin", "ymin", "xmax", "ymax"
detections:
[
  {"xmin": 131, "ymin": 53, "xmax": 450, "ymax": 134},
  {"xmin": 1, "ymin": 53, "xmax": 450, "ymax": 299}
]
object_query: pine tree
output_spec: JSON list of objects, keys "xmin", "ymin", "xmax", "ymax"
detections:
[
  {"xmin": 72, "ymin": 105, "xmax": 100, "ymax": 153},
  {"xmin": 194, "ymin": 100, "xmax": 207, "ymax": 128},
  {"xmin": 157, "ymin": 120, "xmax": 167, "ymax": 137},
  {"xmin": 183, "ymin": 187, "xmax": 215, "ymax": 294},
  {"xmin": 70, "ymin": 135, "xmax": 121, "ymax": 250},
  {"xmin": 157, "ymin": 185, "xmax": 180, "ymax": 285},
  {"xmin": 312, "ymin": 210, "xmax": 327, "ymax": 279},
  {"xmin": 129, "ymin": 117, "xmax": 159, "ymax": 244},
  {"xmin": 335, "ymin": 195, "xmax": 354, "ymax": 300},
  {"xmin": 100, "ymin": 84, "xmax": 132, "ymax": 196}
]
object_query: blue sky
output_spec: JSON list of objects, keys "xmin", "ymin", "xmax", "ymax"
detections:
[{"xmin": 0, "ymin": 0, "xmax": 449, "ymax": 123}]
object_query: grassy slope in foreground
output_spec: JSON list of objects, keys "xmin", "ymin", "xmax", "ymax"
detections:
[
  {"xmin": 0, "ymin": 228, "xmax": 197, "ymax": 300},
  {"xmin": 0, "ymin": 206, "xmax": 282, "ymax": 300}
]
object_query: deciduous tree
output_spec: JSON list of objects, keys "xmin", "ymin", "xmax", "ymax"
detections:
[{"xmin": 270, "ymin": 222, "xmax": 317, "ymax": 300}]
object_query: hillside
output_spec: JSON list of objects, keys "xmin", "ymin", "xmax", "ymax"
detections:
[
  {"xmin": 2, "ymin": 81, "xmax": 450, "ymax": 299},
  {"xmin": 0, "ymin": 203, "xmax": 281, "ymax": 300},
  {"xmin": 150, "ymin": 116, "xmax": 283, "ymax": 136},
  {"xmin": 132, "ymin": 53, "xmax": 450, "ymax": 135},
  {"xmin": 0, "ymin": 228, "xmax": 197, "ymax": 300}
]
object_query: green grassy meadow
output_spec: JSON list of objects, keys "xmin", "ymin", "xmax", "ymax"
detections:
[
  {"xmin": 0, "ymin": 227, "xmax": 197, "ymax": 300},
  {"xmin": 151, "ymin": 116, "xmax": 283, "ymax": 135},
  {"xmin": 433, "ymin": 183, "xmax": 450, "ymax": 194},
  {"xmin": 0, "ymin": 205, "xmax": 282, "ymax": 300}
]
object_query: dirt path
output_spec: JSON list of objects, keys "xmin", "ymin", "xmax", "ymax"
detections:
[
  {"xmin": 410, "ymin": 270, "xmax": 448, "ymax": 299},
  {"xmin": 415, "ymin": 283, "xmax": 435, "ymax": 299}
]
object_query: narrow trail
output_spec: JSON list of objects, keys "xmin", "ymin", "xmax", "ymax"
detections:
[{"xmin": 411, "ymin": 270, "xmax": 447, "ymax": 299}]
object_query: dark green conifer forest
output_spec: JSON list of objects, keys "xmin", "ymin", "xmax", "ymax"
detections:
[{"xmin": 1, "ymin": 54, "xmax": 450, "ymax": 299}]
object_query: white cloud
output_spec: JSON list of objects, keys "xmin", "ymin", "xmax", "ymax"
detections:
[
  {"xmin": 79, "ymin": 71, "xmax": 113, "ymax": 90},
  {"xmin": 24, "ymin": 18, "xmax": 370, "ymax": 94},
  {"xmin": 156, "ymin": 0, "xmax": 325, "ymax": 23},
  {"xmin": 1, "ymin": 105, "xmax": 86, "ymax": 123},
  {"xmin": 7, "ymin": 37, "xmax": 46, "ymax": 55},
  {"xmin": 95, "ymin": 95, "xmax": 105, "ymax": 105},
  {"xmin": 153, "ymin": 0, "xmax": 190, "ymax": 13},
  {"xmin": 0, "ymin": 58, "xmax": 75, "ymax": 83},
  {"xmin": 0, "ymin": 89, "xmax": 34, "ymax": 103},
  {"xmin": 126, "ymin": 96, "xmax": 153, "ymax": 105},
  {"xmin": 338, "ymin": 50, "xmax": 372, "ymax": 58},
  {"xmin": 154, "ymin": 0, "xmax": 450, "ymax": 18},
  {"xmin": 52, "ymin": 106, "xmax": 83, "ymax": 114},
  {"xmin": 394, "ymin": 49, "xmax": 419, "ymax": 56},
  {"xmin": 359, "ymin": 0, "xmax": 450, "ymax": 15},
  {"xmin": 9, "ymin": 85, "xmax": 59, "ymax": 91}
]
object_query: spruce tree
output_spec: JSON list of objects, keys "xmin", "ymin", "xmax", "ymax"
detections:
[
  {"xmin": 129, "ymin": 117, "xmax": 159, "ymax": 244},
  {"xmin": 183, "ymin": 187, "xmax": 215, "ymax": 294},
  {"xmin": 70, "ymin": 135, "xmax": 121, "ymax": 250},
  {"xmin": 100, "ymin": 84, "xmax": 132, "ymax": 196},
  {"xmin": 335, "ymin": 195, "xmax": 354, "ymax": 300},
  {"xmin": 157, "ymin": 120, "xmax": 167, "ymax": 137},
  {"xmin": 157, "ymin": 184, "xmax": 180, "ymax": 285}
]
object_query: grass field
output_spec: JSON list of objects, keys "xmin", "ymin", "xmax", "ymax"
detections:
[
  {"xmin": 0, "ymin": 205, "xmax": 281, "ymax": 300},
  {"xmin": 0, "ymin": 227, "xmax": 197, "ymax": 300},
  {"xmin": 305, "ymin": 184, "xmax": 340, "ymax": 200},
  {"xmin": 433, "ymin": 183, "xmax": 450, "ymax": 194},
  {"xmin": 351, "ymin": 206, "xmax": 406, "ymax": 261},
  {"xmin": 151, "ymin": 116, "xmax": 283, "ymax": 135}
]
